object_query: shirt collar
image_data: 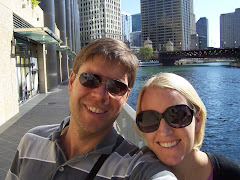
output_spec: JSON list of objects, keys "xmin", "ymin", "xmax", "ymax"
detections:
[
  {"xmin": 50, "ymin": 116, "xmax": 70, "ymax": 141},
  {"xmin": 49, "ymin": 117, "xmax": 121, "ymax": 155}
]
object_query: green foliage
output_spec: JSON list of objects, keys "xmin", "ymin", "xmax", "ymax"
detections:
[
  {"xmin": 140, "ymin": 47, "xmax": 153, "ymax": 60},
  {"xmin": 174, "ymin": 47, "xmax": 179, "ymax": 51},
  {"xmin": 31, "ymin": 0, "xmax": 40, "ymax": 9},
  {"xmin": 236, "ymin": 52, "xmax": 240, "ymax": 61},
  {"xmin": 160, "ymin": 45, "xmax": 166, "ymax": 52}
]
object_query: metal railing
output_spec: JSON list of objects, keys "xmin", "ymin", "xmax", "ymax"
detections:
[{"xmin": 115, "ymin": 103, "xmax": 145, "ymax": 148}]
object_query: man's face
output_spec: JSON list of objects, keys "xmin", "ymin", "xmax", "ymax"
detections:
[{"xmin": 68, "ymin": 55, "xmax": 130, "ymax": 136}]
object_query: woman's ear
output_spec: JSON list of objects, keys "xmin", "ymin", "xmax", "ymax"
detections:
[{"xmin": 195, "ymin": 113, "xmax": 202, "ymax": 132}]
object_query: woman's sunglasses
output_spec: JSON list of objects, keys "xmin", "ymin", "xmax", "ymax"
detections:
[
  {"xmin": 136, "ymin": 104, "xmax": 196, "ymax": 133},
  {"xmin": 76, "ymin": 72, "xmax": 129, "ymax": 96}
]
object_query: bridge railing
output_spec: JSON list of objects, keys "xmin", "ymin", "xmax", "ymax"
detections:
[{"xmin": 115, "ymin": 103, "xmax": 145, "ymax": 147}]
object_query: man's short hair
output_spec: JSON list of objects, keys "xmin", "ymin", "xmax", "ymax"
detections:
[{"xmin": 73, "ymin": 38, "xmax": 138, "ymax": 88}]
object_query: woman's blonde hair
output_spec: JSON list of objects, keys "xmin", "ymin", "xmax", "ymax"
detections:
[{"xmin": 135, "ymin": 72, "xmax": 207, "ymax": 150}]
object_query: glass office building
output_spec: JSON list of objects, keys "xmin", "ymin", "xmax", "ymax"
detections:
[
  {"xmin": 196, "ymin": 17, "xmax": 209, "ymax": 49},
  {"xmin": 121, "ymin": 12, "xmax": 132, "ymax": 42},
  {"xmin": 132, "ymin": 13, "xmax": 141, "ymax": 32}
]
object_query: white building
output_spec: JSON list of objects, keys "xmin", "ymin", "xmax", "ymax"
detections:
[
  {"xmin": 121, "ymin": 11, "xmax": 132, "ymax": 43},
  {"xmin": 79, "ymin": 0, "xmax": 122, "ymax": 47}
]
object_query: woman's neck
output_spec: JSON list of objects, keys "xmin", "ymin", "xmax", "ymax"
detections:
[{"xmin": 170, "ymin": 150, "xmax": 212, "ymax": 180}]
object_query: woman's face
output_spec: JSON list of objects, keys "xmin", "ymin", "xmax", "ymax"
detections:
[{"xmin": 141, "ymin": 87, "xmax": 200, "ymax": 166}]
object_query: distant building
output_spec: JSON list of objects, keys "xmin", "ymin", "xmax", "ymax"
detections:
[
  {"xmin": 132, "ymin": 13, "xmax": 141, "ymax": 32},
  {"xmin": 220, "ymin": 8, "xmax": 240, "ymax": 48},
  {"xmin": 166, "ymin": 41, "xmax": 174, "ymax": 51},
  {"xmin": 79, "ymin": 0, "xmax": 122, "ymax": 47},
  {"xmin": 130, "ymin": 31, "xmax": 142, "ymax": 47},
  {"xmin": 121, "ymin": 12, "xmax": 132, "ymax": 43},
  {"xmin": 196, "ymin": 17, "xmax": 209, "ymax": 49},
  {"xmin": 144, "ymin": 37, "xmax": 153, "ymax": 49},
  {"xmin": 190, "ymin": 0, "xmax": 197, "ymax": 50},
  {"xmin": 191, "ymin": 34, "xmax": 199, "ymax": 50},
  {"xmin": 190, "ymin": 0, "xmax": 196, "ymax": 35},
  {"xmin": 141, "ymin": 0, "xmax": 191, "ymax": 51}
]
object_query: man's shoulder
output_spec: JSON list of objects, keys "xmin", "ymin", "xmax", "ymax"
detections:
[
  {"xmin": 27, "ymin": 123, "xmax": 60, "ymax": 137},
  {"xmin": 18, "ymin": 123, "xmax": 60, "ymax": 148}
]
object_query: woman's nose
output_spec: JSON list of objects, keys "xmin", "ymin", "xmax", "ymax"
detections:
[{"xmin": 157, "ymin": 118, "xmax": 173, "ymax": 137}]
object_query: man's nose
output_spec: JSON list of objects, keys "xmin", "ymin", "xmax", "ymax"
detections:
[{"xmin": 92, "ymin": 82, "xmax": 110, "ymax": 103}]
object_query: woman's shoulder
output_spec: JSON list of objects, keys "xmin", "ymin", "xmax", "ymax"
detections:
[{"xmin": 206, "ymin": 152, "xmax": 240, "ymax": 180}]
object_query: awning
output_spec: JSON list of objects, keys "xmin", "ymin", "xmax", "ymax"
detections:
[
  {"xmin": 56, "ymin": 45, "xmax": 77, "ymax": 56},
  {"xmin": 14, "ymin": 27, "xmax": 63, "ymax": 44}
]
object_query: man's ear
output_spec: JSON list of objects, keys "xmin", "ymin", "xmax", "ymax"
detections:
[
  {"xmin": 121, "ymin": 89, "xmax": 131, "ymax": 105},
  {"xmin": 126, "ymin": 89, "xmax": 131, "ymax": 99},
  {"xmin": 68, "ymin": 72, "xmax": 76, "ymax": 94}
]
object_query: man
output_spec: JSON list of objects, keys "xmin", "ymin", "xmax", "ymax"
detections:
[{"xmin": 6, "ymin": 38, "xmax": 176, "ymax": 179}]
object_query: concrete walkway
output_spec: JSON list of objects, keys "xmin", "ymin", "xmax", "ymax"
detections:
[{"xmin": 0, "ymin": 81, "xmax": 70, "ymax": 180}]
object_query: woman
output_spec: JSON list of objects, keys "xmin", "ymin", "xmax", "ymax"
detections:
[{"xmin": 135, "ymin": 72, "xmax": 240, "ymax": 180}]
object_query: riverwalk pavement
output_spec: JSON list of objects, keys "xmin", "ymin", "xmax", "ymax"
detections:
[{"xmin": 0, "ymin": 81, "xmax": 70, "ymax": 180}]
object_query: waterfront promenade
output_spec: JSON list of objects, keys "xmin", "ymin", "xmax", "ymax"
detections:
[{"xmin": 0, "ymin": 81, "xmax": 70, "ymax": 179}]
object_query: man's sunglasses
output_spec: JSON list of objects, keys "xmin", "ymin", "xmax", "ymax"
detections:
[
  {"xmin": 136, "ymin": 104, "xmax": 196, "ymax": 133},
  {"xmin": 76, "ymin": 72, "xmax": 129, "ymax": 96}
]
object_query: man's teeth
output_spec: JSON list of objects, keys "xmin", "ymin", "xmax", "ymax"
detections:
[
  {"xmin": 87, "ymin": 106, "xmax": 104, "ymax": 113},
  {"xmin": 159, "ymin": 141, "xmax": 179, "ymax": 148}
]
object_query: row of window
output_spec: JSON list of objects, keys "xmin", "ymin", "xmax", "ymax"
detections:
[
  {"xmin": 80, "ymin": 25, "xmax": 121, "ymax": 32},
  {"xmin": 80, "ymin": 29, "xmax": 121, "ymax": 35},
  {"xmin": 80, "ymin": 0, "xmax": 120, "ymax": 6},
  {"xmin": 81, "ymin": 34, "xmax": 122, "ymax": 41}
]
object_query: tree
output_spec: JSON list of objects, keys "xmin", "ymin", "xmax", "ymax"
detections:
[
  {"xmin": 237, "ymin": 52, "xmax": 240, "ymax": 61},
  {"xmin": 139, "ymin": 47, "xmax": 153, "ymax": 61}
]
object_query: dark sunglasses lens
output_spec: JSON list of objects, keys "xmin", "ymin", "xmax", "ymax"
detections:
[
  {"xmin": 136, "ymin": 111, "xmax": 159, "ymax": 133},
  {"xmin": 79, "ymin": 73, "xmax": 101, "ymax": 88},
  {"xmin": 165, "ymin": 105, "xmax": 193, "ymax": 128},
  {"xmin": 107, "ymin": 79, "xmax": 128, "ymax": 96}
]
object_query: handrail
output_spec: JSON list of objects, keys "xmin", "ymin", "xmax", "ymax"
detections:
[{"xmin": 115, "ymin": 103, "xmax": 145, "ymax": 148}]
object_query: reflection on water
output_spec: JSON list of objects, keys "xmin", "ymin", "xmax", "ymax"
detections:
[{"xmin": 127, "ymin": 62, "xmax": 240, "ymax": 162}]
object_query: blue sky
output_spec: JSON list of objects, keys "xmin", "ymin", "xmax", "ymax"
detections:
[{"xmin": 121, "ymin": 0, "xmax": 240, "ymax": 48}]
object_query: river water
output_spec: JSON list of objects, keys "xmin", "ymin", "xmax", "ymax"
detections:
[{"xmin": 127, "ymin": 61, "xmax": 240, "ymax": 162}]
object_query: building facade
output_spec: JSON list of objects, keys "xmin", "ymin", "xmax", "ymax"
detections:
[
  {"xmin": 196, "ymin": 17, "xmax": 208, "ymax": 49},
  {"xmin": 0, "ymin": 0, "xmax": 80, "ymax": 127},
  {"xmin": 132, "ymin": 13, "xmax": 141, "ymax": 32},
  {"xmin": 79, "ymin": 0, "xmax": 122, "ymax": 47},
  {"xmin": 130, "ymin": 31, "xmax": 142, "ymax": 47},
  {"xmin": 121, "ymin": 12, "xmax": 132, "ymax": 43},
  {"xmin": 220, "ymin": 8, "xmax": 240, "ymax": 48},
  {"xmin": 141, "ymin": 0, "xmax": 191, "ymax": 51}
]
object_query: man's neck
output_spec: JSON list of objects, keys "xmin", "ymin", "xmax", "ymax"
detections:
[{"xmin": 60, "ymin": 124, "xmax": 112, "ymax": 160}]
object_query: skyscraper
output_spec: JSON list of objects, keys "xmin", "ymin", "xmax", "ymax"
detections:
[
  {"xmin": 79, "ymin": 0, "xmax": 122, "ymax": 47},
  {"xmin": 220, "ymin": 8, "xmax": 240, "ymax": 48},
  {"xmin": 141, "ymin": 0, "xmax": 191, "ymax": 51},
  {"xmin": 121, "ymin": 12, "xmax": 132, "ymax": 43},
  {"xmin": 132, "ymin": 13, "xmax": 141, "ymax": 32},
  {"xmin": 130, "ymin": 31, "xmax": 142, "ymax": 47},
  {"xmin": 196, "ymin": 17, "xmax": 208, "ymax": 49}
]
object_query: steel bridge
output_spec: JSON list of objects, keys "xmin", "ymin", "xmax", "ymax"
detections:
[{"xmin": 159, "ymin": 47, "xmax": 240, "ymax": 65}]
